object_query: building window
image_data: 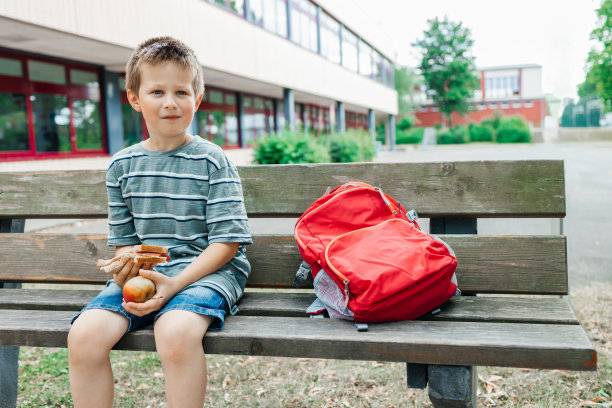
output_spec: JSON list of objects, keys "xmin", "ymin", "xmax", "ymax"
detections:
[
  {"xmin": 0, "ymin": 56, "xmax": 23, "ymax": 77},
  {"xmin": 210, "ymin": 0, "xmax": 245, "ymax": 15},
  {"xmin": 500, "ymin": 102, "xmax": 509, "ymax": 109},
  {"xmin": 341, "ymin": 28, "xmax": 358, "ymax": 72},
  {"xmin": 383, "ymin": 58, "xmax": 394, "ymax": 88},
  {"xmin": 512, "ymin": 102, "xmax": 522, "ymax": 108},
  {"xmin": 320, "ymin": 11, "xmax": 341, "ymax": 64},
  {"xmin": 31, "ymin": 93, "xmax": 71, "ymax": 152},
  {"xmin": 373, "ymin": 51, "xmax": 384, "ymax": 83},
  {"xmin": 197, "ymin": 87, "xmax": 239, "ymax": 147},
  {"xmin": 249, "ymin": 0, "xmax": 287, "ymax": 37},
  {"xmin": 290, "ymin": 0, "xmax": 318, "ymax": 53},
  {"xmin": 477, "ymin": 103, "xmax": 487, "ymax": 110},
  {"xmin": 28, "ymin": 60, "xmax": 67, "ymax": 85},
  {"xmin": 0, "ymin": 92, "xmax": 28, "ymax": 151},
  {"xmin": 489, "ymin": 103, "xmax": 498, "ymax": 109},
  {"xmin": 358, "ymin": 40, "xmax": 372, "ymax": 77},
  {"xmin": 524, "ymin": 101, "xmax": 534, "ymax": 108}
]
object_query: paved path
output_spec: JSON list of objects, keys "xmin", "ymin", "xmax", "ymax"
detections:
[{"xmin": 3, "ymin": 142, "xmax": 610, "ymax": 289}]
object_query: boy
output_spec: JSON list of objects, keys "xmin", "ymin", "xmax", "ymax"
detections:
[{"xmin": 68, "ymin": 36, "xmax": 252, "ymax": 408}]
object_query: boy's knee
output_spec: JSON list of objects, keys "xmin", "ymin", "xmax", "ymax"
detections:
[{"xmin": 154, "ymin": 317, "xmax": 208, "ymax": 363}]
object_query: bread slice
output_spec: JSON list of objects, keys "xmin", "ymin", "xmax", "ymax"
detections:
[
  {"xmin": 134, "ymin": 244, "xmax": 168, "ymax": 254},
  {"xmin": 96, "ymin": 245, "xmax": 169, "ymax": 274}
]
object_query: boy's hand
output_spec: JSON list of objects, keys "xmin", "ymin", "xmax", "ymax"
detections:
[
  {"xmin": 122, "ymin": 269, "xmax": 179, "ymax": 316},
  {"xmin": 113, "ymin": 260, "xmax": 153, "ymax": 287}
]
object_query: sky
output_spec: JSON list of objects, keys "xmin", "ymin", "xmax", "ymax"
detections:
[{"xmin": 321, "ymin": 0, "xmax": 600, "ymax": 102}]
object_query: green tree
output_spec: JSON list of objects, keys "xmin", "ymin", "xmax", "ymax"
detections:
[
  {"xmin": 583, "ymin": 0, "xmax": 612, "ymax": 112},
  {"xmin": 394, "ymin": 65, "xmax": 420, "ymax": 119},
  {"xmin": 412, "ymin": 16, "xmax": 480, "ymax": 127}
]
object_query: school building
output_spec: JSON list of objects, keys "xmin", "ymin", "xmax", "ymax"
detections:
[
  {"xmin": 413, "ymin": 64, "xmax": 547, "ymax": 128},
  {"xmin": 0, "ymin": 0, "xmax": 398, "ymax": 161}
]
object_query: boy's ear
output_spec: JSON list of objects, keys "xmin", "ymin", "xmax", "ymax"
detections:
[
  {"xmin": 195, "ymin": 93, "xmax": 203, "ymax": 110},
  {"xmin": 127, "ymin": 89, "xmax": 142, "ymax": 112}
]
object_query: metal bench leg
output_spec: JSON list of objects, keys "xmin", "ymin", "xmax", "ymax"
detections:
[
  {"xmin": 427, "ymin": 365, "xmax": 477, "ymax": 408},
  {"xmin": 1, "ymin": 220, "xmax": 25, "ymax": 408},
  {"xmin": 0, "ymin": 344, "xmax": 19, "ymax": 408}
]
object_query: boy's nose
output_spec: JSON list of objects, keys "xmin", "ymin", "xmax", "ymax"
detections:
[{"xmin": 163, "ymin": 95, "xmax": 178, "ymax": 109}]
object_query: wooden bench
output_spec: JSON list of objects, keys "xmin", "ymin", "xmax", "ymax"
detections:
[{"xmin": 0, "ymin": 160, "xmax": 596, "ymax": 407}]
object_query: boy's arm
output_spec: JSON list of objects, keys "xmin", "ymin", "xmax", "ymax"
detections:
[{"xmin": 122, "ymin": 242, "xmax": 239, "ymax": 316}]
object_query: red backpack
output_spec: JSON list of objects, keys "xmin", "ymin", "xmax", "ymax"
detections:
[{"xmin": 294, "ymin": 182, "xmax": 459, "ymax": 325}]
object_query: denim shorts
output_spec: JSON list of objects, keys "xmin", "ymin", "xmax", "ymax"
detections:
[{"xmin": 72, "ymin": 280, "xmax": 227, "ymax": 333}]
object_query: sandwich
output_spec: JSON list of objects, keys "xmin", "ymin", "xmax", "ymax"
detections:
[{"xmin": 96, "ymin": 244, "xmax": 170, "ymax": 274}]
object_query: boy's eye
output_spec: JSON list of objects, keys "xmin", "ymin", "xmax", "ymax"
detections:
[
  {"xmin": 152, "ymin": 90, "xmax": 163, "ymax": 95},
  {"xmin": 177, "ymin": 90, "xmax": 188, "ymax": 96}
]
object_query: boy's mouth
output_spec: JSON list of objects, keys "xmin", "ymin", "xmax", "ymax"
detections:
[{"xmin": 162, "ymin": 115, "xmax": 181, "ymax": 119}]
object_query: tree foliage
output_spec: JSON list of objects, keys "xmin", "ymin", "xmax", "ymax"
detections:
[
  {"xmin": 412, "ymin": 16, "xmax": 480, "ymax": 127},
  {"xmin": 582, "ymin": 0, "xmax": 612, "ymax": 112},
  {"xmin": 394, "ymin": 65, "xmax": 420, "ymax": 119}
]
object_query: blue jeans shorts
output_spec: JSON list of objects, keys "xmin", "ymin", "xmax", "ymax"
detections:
[{"xmin": 72, "ymin": 280, "xmax": 227, "ymax": 333}]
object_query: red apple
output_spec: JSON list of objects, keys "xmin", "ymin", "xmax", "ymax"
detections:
[{"xmin": 123, "ymin": 276, "xmax": 156, "ymax": 303}]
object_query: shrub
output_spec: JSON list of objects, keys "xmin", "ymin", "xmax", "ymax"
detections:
[
  {"xmin": 254, "ymin": 129, "xmax": 375, "ymax": 164},
  {"xmin": 396, "ymin": 117, "xmax": 414, "ymax": 132},
  {"xmin": 324, "ymin": 129, "xmax": 376, "ymax": 163},
  {"xmin": 253, "ymin": 131, "xmax": 330, "ymax": 164},
  {"xmin": 437, "ymin": 126, "xmax": 468, "ymax": 144},
  {"xmin": 468, "ymin": 123, "xmax": 494, "ymax": 142},
  {"xmin": 496, "ymin": 117, "xmax": 532, "ymax": 143},
  {"xmin": 481, "ymin": 111, "xmax": 504, "ymax": 131},
  {"xmin": 396, "ymin": 127, "xmax": 425, "ymax": 144}
]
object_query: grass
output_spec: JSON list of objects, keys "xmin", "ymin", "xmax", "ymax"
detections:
[{"xmin": 16, "ymin": 283, "xmax": 611, "ymax": 407}]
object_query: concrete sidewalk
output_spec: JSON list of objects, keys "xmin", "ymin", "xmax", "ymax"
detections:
[{"xmin": 0, "ymin": 148, "xmax": 255, "ymax": 173}]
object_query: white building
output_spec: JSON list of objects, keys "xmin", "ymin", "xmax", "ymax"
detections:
[{"xmin": 0, "ymin": 0, "xmax": 398, "ymax": 160}]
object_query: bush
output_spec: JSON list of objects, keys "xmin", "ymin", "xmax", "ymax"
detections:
[
  {"xmin": 468, "ymin": 123, "xmax": 494, "ymax": 142},
  {"xmin": 496, "ymin": 117, "xmax": 532, "ymax": 143},
  {"xmin": 396, "ymin": 127, "xmax": 425, "ymax": 144},
  {"xmin": 481, "ymin": 111, "xmax": 504, "ymax": 131},
  {"xmin": 324, "ymin": 129, "xmax": 376, "ymax": 163},
  {"xmin": 437, "ymin": 126, "xmax": 468, "ymax": 144},
  {"xmin": 396, "ymin": 117, "xmax": 414, "ymax": 132},
  {"xmin": 253, "ymin": 130, "xmax": 330, "ymax": 164},
  {"xmin": 253, "ymin": 129, "xmax": 375, "ymax": 164}
]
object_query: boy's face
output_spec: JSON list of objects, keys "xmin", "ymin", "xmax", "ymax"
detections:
[{"xmin": 127, "ymin": 62, "xmax": 203, "ymax": 140}]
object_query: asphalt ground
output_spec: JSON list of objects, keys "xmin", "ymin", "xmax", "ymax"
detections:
[{"xmin": 2, "ymin": 141, "xmax": 610, "ymax": 290}]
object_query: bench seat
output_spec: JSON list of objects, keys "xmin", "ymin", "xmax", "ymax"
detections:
[{"xmin": 0, "ymin": 308, "xmax": 595, "ymax": 371}]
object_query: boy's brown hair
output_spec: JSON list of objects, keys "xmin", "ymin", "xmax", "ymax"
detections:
[{"xmin": 125, "ymin": 36, "xmax": 204, "ymax": 97}]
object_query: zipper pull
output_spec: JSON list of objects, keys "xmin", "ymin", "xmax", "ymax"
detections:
[{"xmin": 343, "ymin": 280, "xmax": 350, "ymax": 309}]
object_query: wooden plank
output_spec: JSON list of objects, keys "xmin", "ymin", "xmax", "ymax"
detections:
[
  {"xmin": 0, "ymin": 161, "xmax": 566, "ymax": 218},
  {"xmin": 0, "ymin": 234, "xmax": 568, "ymax": 294},
  {"xmin": 0, "ymin": 289, "xmax": 580, "ymax": 325},
  {"xmin": 0, "ymin": 310, "xmax": 595, "ymax": 370},
  {"xmin": 0, "ymin": 171, "xmax": 107, "ymax": 218}
]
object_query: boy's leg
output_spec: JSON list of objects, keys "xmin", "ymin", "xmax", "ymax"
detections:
[
  {"xmin": 154, "ymin": 310, "xmax": 213, "ymax": 408},
  {"xmin": 68, "ymin": 309, "xmax": 129, "ymax": 408}
]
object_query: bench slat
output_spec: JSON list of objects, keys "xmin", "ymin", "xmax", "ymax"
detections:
[
  {"xmin": 0, "ymin": 289, "xmax": 580, "ymax": 325},
  {"xmin": 0, "ymin": 233, "xmax": 568, "ymax": 294},
  {"xmin": 0, "ymin": 161, "xmax": 566, "ymax": 218},
  {"xmin": 0, "ymin": 310, "xmax": 595, "ymax": 370}
]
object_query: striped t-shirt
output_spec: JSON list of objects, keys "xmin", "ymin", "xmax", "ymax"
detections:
[{"xmin": 105, "ymin": 136, "xmax": 252, "ymax": 313}]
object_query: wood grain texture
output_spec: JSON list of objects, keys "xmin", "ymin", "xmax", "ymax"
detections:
[
  {"xmin": 0, "ymin": 310, "xmax": 595, "ymax": 370},
  {"xmin": 0, "ymin": 233, "xmax": 568, "ymax": 294},
  {"xmin": 0, "ymin": 161, "xmax": 565, "ymax": 218},
  {"xmin": 0, "ymin": 289, "xmax": 580, "ymax": 324}
]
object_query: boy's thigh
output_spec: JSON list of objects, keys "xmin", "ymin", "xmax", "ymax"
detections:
[{"xmin": 156, "ymin": 285, "xmax": 227, "ymax": 332}]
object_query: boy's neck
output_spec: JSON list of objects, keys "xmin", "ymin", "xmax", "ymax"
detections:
[{"xmin": 143, "ymin": 134, "xmax": 194, "ymax": 151}]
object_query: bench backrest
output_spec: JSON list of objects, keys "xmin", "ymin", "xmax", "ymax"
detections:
[{"xmin": 0, "ymin": 160, "xmax": 567, "ymax": 295}]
